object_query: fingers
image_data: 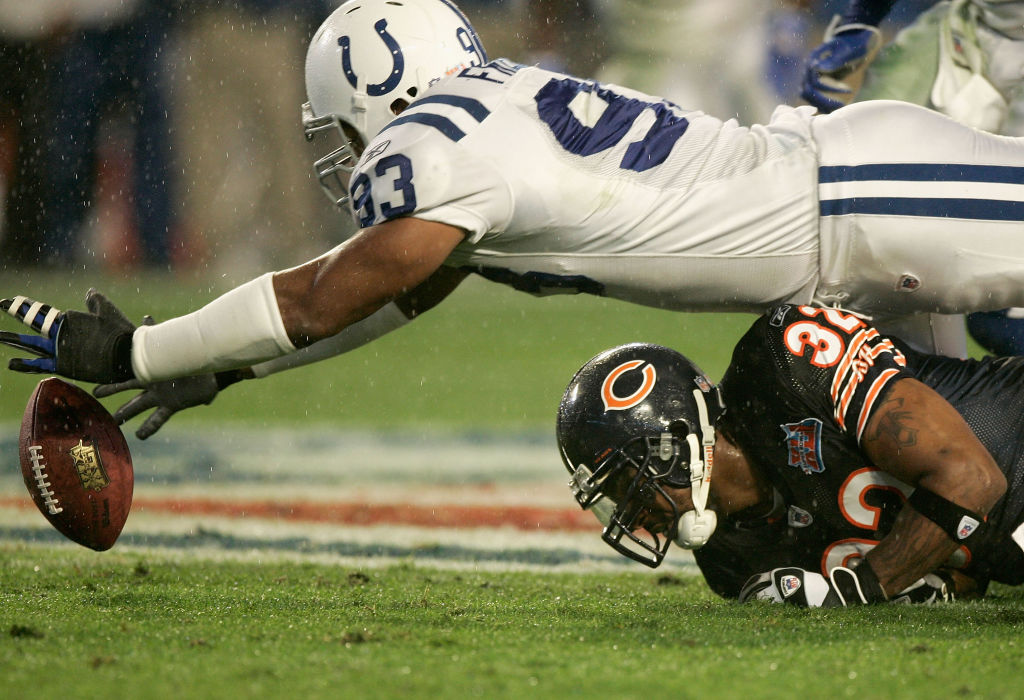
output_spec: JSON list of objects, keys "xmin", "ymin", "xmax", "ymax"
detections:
[
  {"xmin": 0, "ymin": 331, "xmax": 55, "ymax": 357},
  {"xmin": 85, "ymin": 289, "xmax": 133, "ymax": 327},
  {"xmin": 9, "ymin": 357, "xmax": 56, "ymax": 373},
  {"xmin": 800, "ymin": 74, "xmax": 849, "ymax": 114},
  {"xmin": 111, "ymin": 391, "xmax": 160, "ymax": 424},
  {"xmin": 738, "ymin": 572, "xmax": 774, "ymax": 603},
  {"xmin": 136, "ymin": 406, "xmax": 174, "ymax": 440},
  {"xmin": 2, "ymin": 296, "xmax": 63, "ymax": 337},
  {"xmin": 93, "ymin": 379, "xmax": 145, "ymax": 399}
]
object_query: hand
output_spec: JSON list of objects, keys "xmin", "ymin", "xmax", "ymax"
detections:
[
  {"xmin": 801, "ymin": 21, "xmax": 882, "ymax": 112},
  {"xmin": 739, "ymin": 565, "xmax": 885, "ymax": 608},
  {"xmin": 740, "ymin": 567, "xmax": 841, "ymax": 607},
  {"xmin": 0, "ymin": 290, "xmax": 135, "ymax": 384},
  {"xmin": 890, "ymin": 572, "xmax": 955, "ymax": 605},
  {"xmin": 94, "ymin": 373, "xmax": 221, "ymax": 440}
]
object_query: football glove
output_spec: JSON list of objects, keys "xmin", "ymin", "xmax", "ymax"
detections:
[
  {"xmin": 890, "ymin": 572, "xmax": 955, "ymax": 605},
  {"xmin": 0, "ymin": 290, "xmax": 135, "ymax": 384},
  {"xmin": 739, "ymin": 565, "xmax": 886, "ymax": 608},
  {"xmin": 801, "ymin": 19, "xmax": 883, "ymax": 113},
  {"xmin": 93, "ymin": 373, "xmax": 220, "ymax": 440}
]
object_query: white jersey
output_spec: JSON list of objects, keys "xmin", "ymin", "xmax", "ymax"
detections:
[
  {"xmin": 349, "ymin": 60, "xmax": 1024, "ymax": 320},
  {"xmin": 350, "ymin": 60, "xmax": 820, "ymax": 313}
]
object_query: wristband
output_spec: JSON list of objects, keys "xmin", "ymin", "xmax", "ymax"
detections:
[
  {"xmin": 907, "ymin": 487, "xmax": 989, "ymax": 551},
  {"xmin": 132, "ymin": 272, "xmax": 295, "ymax": 382}
]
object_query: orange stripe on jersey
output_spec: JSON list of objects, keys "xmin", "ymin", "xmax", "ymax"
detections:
[
  {"xmin": 868, "ymin": 338, "xmax": 906, "ymax": 367},
  {"xmin": 832, "ymin": 329, "xmax": 879, "ymax": 429},
  {"xmin": 830, "ymin": 328, "xmax": 878, "ymax": 404},
  {"xmin": 855, "ymin": 368, "xmax": 901, "ymax": 441}
]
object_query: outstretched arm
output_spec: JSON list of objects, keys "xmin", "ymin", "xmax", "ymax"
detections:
[
  {"xmin": 859, "ymin": 377, "xmax": 1006, "ymax": 597},
  {"xmin": 131, "ymin": 217, "xmax": 466, "ymax": 383},
  {"xmin": 249, "ymin": 261, "xmax": 468, "ymax": 378},
  {"xmin": 92, "ymin": 260, "xmax": 469, "ymax": 439},
  {"xmin": 1, "ymin": 217, "xmax": 467, "ymax": 436},
  {"xmin": 272, "ymin": 217, "xmax": 466, "ymax": 348}
]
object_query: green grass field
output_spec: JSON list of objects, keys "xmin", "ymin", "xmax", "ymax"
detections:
[
  {"xmin": 0, "ymin": 269, "xmax": 1008, "ymax": 699},
  {"xmin": 3, "ymin": 545, "xmax": 1024, "ymax": 700}
]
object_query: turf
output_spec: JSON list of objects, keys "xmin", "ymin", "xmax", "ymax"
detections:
[
  {"xmin": 2, "ymin": 544, "xmax": 1023, "ymax": 700},
  {"xmin": 0, "ymin": 270, "xmax": 1010, "ymax": 699}
]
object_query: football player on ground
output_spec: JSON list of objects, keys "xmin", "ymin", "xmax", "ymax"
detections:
[
  {"xmin": 2, "ymin": 0, "xmax": 1024, "ymax": 440},
  {"xmin": 557, "ymin": 306, "xmax": 1024, "ymax": 607},
  {"xmin": 802, "ymin": 0, "xmax": 1024, "ymax": 357}
]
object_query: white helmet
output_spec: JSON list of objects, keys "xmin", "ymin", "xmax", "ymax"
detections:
[{"xmin": 303, "ymin": 0, "xmax": 487, "ymax": 207}]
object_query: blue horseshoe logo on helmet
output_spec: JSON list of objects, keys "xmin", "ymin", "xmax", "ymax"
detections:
[{"xmin": 339, "ymin": 19, "xmax": 405, "ymax": 97}]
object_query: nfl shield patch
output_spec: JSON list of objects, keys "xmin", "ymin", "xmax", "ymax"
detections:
[
  {"xmin": 957, "ymin": 516, "xmax": 980, "ymax": 540},
  {"xmin": 781, "ymin": 418, "xmax": 826, "ymax": 475},
  {"xmin": 780, "ymin": 574, "xmax": 802, "ymax": 597},
  {"xmin": 787, "ymin": 506, "xmax": 813, "ymax": 528}
]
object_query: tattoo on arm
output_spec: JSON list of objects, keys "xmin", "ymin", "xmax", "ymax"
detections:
[{"xmin": 864, "ymin": 396, "xmax": 918, "ymax": 448}]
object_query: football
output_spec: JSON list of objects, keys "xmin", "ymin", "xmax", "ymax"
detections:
[{"xmin": 19, "ymin": 377, "xmax": 133, "ymax": 551}]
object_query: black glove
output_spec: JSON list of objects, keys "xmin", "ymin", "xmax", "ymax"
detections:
[
  {"xmin": 739, "ymin": 564, "xmax": 887, "ymax": 608},
  {"xmin": 94, "ymin": 374, "xmax": 221, "ymax": 440},
  {"xmin": 0, "ymin": 290, "xmax": 135, "ymax": 384}
]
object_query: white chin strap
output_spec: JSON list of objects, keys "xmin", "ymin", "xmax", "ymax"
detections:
[{"xmin": 674, "ymin": 389, "xmax": 718, "ymax": 550}]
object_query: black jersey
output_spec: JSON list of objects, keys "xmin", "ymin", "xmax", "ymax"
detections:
[{"xmin": 704, "ymin": 304, "xmax": 1024, "ymax": 594}]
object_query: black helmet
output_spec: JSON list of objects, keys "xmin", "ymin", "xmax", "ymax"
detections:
[{"xmin": 557, "ymin": 343, "xmax": 723, "ymax": 567}]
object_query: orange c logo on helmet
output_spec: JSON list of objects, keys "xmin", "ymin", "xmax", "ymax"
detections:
[{"xmin": 601, "ymin": 360, "xmax": 657, "ymax": 412}]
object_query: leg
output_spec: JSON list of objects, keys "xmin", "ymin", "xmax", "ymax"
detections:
[{"xmin": 812, "ymin": 100, "xmax": 1024, "ymax": 318}]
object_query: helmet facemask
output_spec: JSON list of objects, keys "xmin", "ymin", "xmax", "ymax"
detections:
[
  {"xmin": 303, "ymin": 102, "xmax": 359, "ymax": 209},
  {"xmin": 565, "ymin": 387, "xmax": 719, "ymax": 568},
  {"xmin": 569, "ymin": 433, "xmax": 688, "ymax": 568}
]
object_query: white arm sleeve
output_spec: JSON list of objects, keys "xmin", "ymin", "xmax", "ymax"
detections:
[
  {"xmin": 250, "ymin": 301, "xmax": 410, "ymax": 378},
  {"xmin": 131, "ymin": 272, "xmax": 296, "ymax": 383}
]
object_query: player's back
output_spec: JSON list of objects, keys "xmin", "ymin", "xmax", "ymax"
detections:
[{"xmin": 350, "ymin": 60, "xmax": 822, "ymax": 313}]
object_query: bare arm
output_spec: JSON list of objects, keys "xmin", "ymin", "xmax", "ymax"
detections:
[
  {"xmin": 860, "ymin": 378, "xmax": 1006, "ymax": 597},
  {"xmin": 273, "ymin": 217, "xmax": 467, "ymax": 347}
]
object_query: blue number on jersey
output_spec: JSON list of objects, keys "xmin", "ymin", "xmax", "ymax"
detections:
[
  {"xmin": 350, "ymin": 154, "xmax": 417, "ymax": 226},
  {"xmin": 534, "ymin": 77, "xmax": 689, "ymax": 173}
]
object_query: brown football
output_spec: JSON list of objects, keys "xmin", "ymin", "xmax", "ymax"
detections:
[{"xmin": 19, "ymin": 377, "xmax": 133, "ymax": 551}]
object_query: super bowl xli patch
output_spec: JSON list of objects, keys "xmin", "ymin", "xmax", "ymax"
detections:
[{"xmin": 781, "ymin": 418, "xmax": 826, "ymax": 475}]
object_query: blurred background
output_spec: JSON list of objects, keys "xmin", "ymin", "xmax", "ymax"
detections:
[{"xmin": 0, "ymin": 0, "xmax": 938, "ymax": 280}]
